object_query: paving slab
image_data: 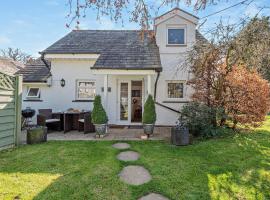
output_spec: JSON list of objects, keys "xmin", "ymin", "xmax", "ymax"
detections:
[
  {"xmin": 117, "ymin": 151, "xmax": 140, "ymax": 161},
  {"xmin": 138, "ymin": 193, "xmax": 169, "ymax": 200},
  {"xmin": 112, "ymin": 142, "xmax": 130, "ymax": 149},
  {"xmin": 119, "ymin": 165, "xmax": 151, "ymax": 185}
]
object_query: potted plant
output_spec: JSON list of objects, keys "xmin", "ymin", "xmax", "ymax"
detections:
[
  {"xmin": 91, "ymin": 95, "xmax": 108, "ymax": 137},
  {"xmin": 27, "ymin": 126, "xmax": 47, "ymax": 144},
  {"xmin": 171, "ymin": 116, "xmax": 191, "ymax": 146},
  {"xmin": 142, "ymin": 95, "xmax": 156, "ymax": 136}
]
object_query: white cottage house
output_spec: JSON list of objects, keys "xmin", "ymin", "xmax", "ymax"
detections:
[{"xmin": 20, "ymin": 8, "xmax": 206, "ymax": 126}]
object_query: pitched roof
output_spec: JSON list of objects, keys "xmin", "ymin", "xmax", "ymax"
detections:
[
  {"xmin": 43, "ymin": 30, "xmax": 162, "ymax": 71},
  {"xmin": 154, "ymin": 7, "xmax": 199, "ymax": 20},
  {"xmin": 18, "ymin": 59, "xmax": 51, "ymax": 83},
  {"xmin": 0, "ymin": 58, "xmax": 25, "ymax": 76}
]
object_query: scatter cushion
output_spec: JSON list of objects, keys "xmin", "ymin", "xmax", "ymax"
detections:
[{"xmin": 45, "ymin": 119, "xmax": 60, "ymax": 123}]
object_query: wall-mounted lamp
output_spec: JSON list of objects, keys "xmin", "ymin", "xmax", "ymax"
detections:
[{"xmin": 60, "ymin": 78, "xmax": 65, "ymax": 87}]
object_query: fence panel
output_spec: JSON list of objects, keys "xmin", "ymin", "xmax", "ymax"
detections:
[{"xmin": 0, "ymin": 72, "xmax": 22, "ymax": 150}]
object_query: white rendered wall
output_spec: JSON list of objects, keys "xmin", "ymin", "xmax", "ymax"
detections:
[{"xmin": 154, "ymin": 14, "xmax": 196, "ymax": 126}]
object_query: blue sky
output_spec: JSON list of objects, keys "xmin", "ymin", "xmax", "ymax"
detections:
[{"xmin": 0, "ymin": 0, "xmax": 269, "ymax": 57}]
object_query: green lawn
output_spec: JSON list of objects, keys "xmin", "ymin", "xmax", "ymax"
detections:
[{"xmin": 0, "ymin": 119, "xmax": 270, "ymax": 200}]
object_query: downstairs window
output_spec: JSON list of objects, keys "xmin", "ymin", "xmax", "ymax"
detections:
[
  {"xmin": 167, "ymin": 81, "xmax": 184, "ymax": 99},
  {"xmin": 76, "ymin": 80, "xmax": 96, "ymax": 100}
]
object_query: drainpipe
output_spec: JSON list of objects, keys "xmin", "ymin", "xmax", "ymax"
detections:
[
  {"xmin": 154, "ymin": 71, "xmax": 160, "ymax": 100},
  {"xmin": 153, "ymin": 70, "xmax": 182, "ymax": 114},
  {"xmin": 40, "ymin": 53, "xmax": 50, "ymax": 70}
]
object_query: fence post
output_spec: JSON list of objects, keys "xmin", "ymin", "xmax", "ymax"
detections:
[{"xmin": 14, "ymin": 75, "xmax": 22, "ymax": 146}]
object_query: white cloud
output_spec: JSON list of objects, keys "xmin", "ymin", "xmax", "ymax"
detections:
[{"xmin": 0, "ymin": 35, "xmax": 11, "ymax": 45}]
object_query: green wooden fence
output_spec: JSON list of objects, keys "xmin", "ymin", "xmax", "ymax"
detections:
[{"xmin": 0, "ymin": 71, "xmax": 22, "ymax": 150}]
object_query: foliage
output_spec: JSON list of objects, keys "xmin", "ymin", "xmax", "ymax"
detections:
[
  {"xmin": 142, "ymin": 95, "xmax": 156, "ymax": 124},
  {"xmin": 181, "ymin": 102, "xmax": 227, "ymax": 137},
  {"xmin": 0, "ymin": 47, "xmax": 31, "ymax": 64},
  {"xmin": 225, "ymin": 66, "xmax": 270, "ymax": 127},
  {"xmin": 186, "ymin": 19, "xmax": 270, "ymax": 128},
  {"xmin": 91, "ymin": 95, "xmax": 108, "ymax": 124},
  {"xmin": 1, "ymin": 117, "xmax": 270, "ymax": 199},
  {"xmin": 231, "ymin": 17, "xmax": 270, "ymax": 81},
  {"xmin": 66, "ymin": 0, "xmax": 215, "ymax": 29}
]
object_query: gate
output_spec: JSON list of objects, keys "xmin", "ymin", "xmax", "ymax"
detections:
[{"xmin": 0, "ymin": 71, "xmax": 22, "ymax": 150}]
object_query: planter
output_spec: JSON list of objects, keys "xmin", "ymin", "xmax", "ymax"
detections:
[
  {"xmin": 27, "ymin": 126, "xmax": 47, "ymax": 145},
  {"xmin": 171, "ymin": 126, "xmax": 191, "ymax": 146},
  {"xmin": 143, "ymin": 124, "xmax": 154, "ymax": 136},
  {"xmin": 94, "ymin": 124, "xmax": 107, "ymax": 136}
]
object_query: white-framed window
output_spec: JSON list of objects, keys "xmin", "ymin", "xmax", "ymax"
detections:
[
  {"xmin": 167, "ymin": 81, "xmax": 184, "ymax": 99},
  {"xmin": 167, "ymin": 27, "xmax": 186, "ymax": 45},
  {"xmin": 76, "ymin": 80, "xmax": 96, "ymax": 100},
  {"xmin": 26, "ymin": 87, "xmax": 41, "ymax": 99}
]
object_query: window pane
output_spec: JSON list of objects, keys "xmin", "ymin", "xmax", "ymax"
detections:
[
  {"xmin": 168, "ymin": 83, "xmax": 183, "ymax": 98},
  {"xmin": 28, "ymin": 88, "xmax": 39, "ymax": 97},
  {"xmin": 120, "ymin": 83, "xmax": 128, "ymax": 120},
  {"xmin": 168, "ymin": 29, "xmax": 185, "ymax": 44},
  {"xmin": 77, "ymin": 81, "xmax": 96, "ymax": 99}
]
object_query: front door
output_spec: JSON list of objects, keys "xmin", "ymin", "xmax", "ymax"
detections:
[{"xmin": 118, "ymin": 80, "xmax": 143, "ymax": 125}]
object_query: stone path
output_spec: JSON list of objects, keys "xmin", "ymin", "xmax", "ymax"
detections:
[
  {"xmin": 119, "ymin": 165, "xmax": 152, "ymax": 185},
  {"xmin": 117, "ymin": 151, "xmax": 140, "ymax": 161},
  {"xmin": 138, "ymin": 193, "xmax": 169, "ymax": 200},
  {"xmin": 113, "ymin": 142, "xmax": 169, "ymax": 199},
  {"xmin": 112, "ymin": 142, "xmax": 130, "ymax": 149}
]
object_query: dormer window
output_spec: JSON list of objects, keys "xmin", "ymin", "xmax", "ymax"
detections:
[{"xmin": 167, "ymin": 27, "xmax": 186, "ymax": 45}]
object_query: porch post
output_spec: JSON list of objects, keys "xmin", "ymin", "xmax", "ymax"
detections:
[
  {"xmin": 147, "ymin": 74, "xmax": 152, "ymax": 96},
  {"xmin": 104, "ymin": 74, "xmax": 108, "ymax": 110}
]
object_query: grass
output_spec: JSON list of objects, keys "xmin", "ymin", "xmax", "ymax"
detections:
[{"xmin": 0, "ymin": 118, "xmax": 270, "ymax": 200}]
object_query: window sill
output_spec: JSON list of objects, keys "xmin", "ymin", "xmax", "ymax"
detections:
[
  {"xmin": 23, "ymin": 99, "xmax": 43, "ymax": 102},
  {"xmin": 163, "ymin": 100, "xmax": 189, "ymax": 103},
  {"xmin": 166, "ymin": 44, "xmax": 187, "ymax": 47},
  {"xmin": 72, "ymin": 100, "xmax": 94, "ymax": 102}
]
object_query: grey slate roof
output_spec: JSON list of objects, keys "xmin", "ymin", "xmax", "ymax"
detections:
[
  {"xmin": 43, "ymin": 30, "xmax": 207, "ymax": 71},
  {"xmin": 18, "ymin": 59, "xmax": 51, "ymax": 82},
  {"xmin": 43, "ymin": 30, "xmax": 162, "ymax": 71}
]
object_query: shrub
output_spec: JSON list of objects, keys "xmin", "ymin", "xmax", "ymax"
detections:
[
  {"xmin": 142, "ymin": 95, "xmax": 156, "ymax": 124},
  {"xmin": 91, "ymin": 95, "xmax": 108, "ymax": 124},
  {"xmin": 225, "ymin": 66, "xmax": 270, "ymax": 127},
  {"xmin": 181, "ymin": 102, "xmax": 225, "ymax": 138}
]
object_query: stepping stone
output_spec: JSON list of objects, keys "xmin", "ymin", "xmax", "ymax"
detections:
[
  {"xmin": 117, "ymin": 151, "xmax": 140, "ymax": 161},
  {"xmin": 119, "ymin": 165, "xmax": 151, "ymax": 185},
  {"xmin": 138, "ymin": 193, "xmax": 169, "ymax": 200},
  {"xmin": 112, "ymin": 142, "xmax": 130, "ymax": 149}
]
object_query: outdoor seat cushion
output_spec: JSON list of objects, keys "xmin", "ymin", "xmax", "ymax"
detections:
[
  {"xmin": 46, "ymin": 119, "xmax": 60, "ymax": 123},
  {"xmin": 78, "ymin": 119, "xmax": 85, "ymax": 123}
]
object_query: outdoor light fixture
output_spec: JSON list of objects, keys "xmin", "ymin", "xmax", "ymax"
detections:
[{"xmin": 60, "ymin": 78, "xmax": 65, "ymax": 87}]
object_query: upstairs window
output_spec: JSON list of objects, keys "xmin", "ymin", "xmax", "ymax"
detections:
[
  {"xmin": 76, "ymin": 80, "xmax": 96, "ymax": 100},
  {"xmin": 167, "ymin": 28, "xmax": 185, "ymax": 45},
  {"xmin": 26, "ymin": 87, "xmax": 40, "ymax": 99}
]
